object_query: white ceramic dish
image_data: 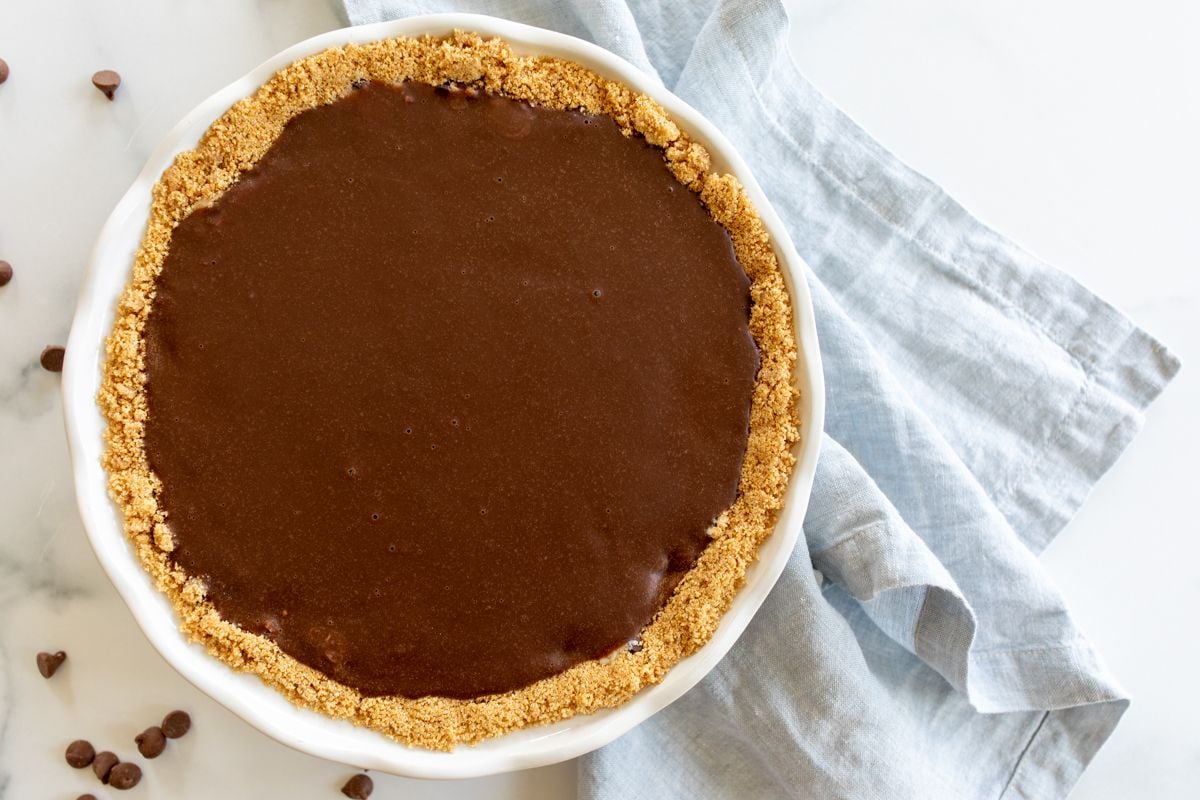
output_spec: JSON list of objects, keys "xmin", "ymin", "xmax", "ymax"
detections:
[{"xmin": 61, "ymin": 13, "xmax": 825, "ymax": 780}]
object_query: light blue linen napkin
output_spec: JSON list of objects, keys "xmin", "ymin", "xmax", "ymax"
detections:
[{"xmin": 343, "ymin": 1, "xmax": 1180, "ymax": 797}]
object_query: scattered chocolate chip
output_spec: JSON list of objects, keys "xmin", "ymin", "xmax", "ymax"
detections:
[
  {"xmin": 161, "ymin": 709, "xmax": 191, "ymax": 738},
  {"xmin": 40, "ymin": 345, "xmax": 65, "ymax": 372},
  {"xmin": 0, "ymin": 260, "xmax": 12, "ymax": 286},
  {"xmin": 341, "ymin": 773, "xmax": 374, "ymax": 799},
  {"xmin": 36, "ymin": 649, "xmax": 66, "ymax": 677},
  {"xmin": 91, "ymin": 69, "xmax": 121, "ymax": 100},
  {"xmin": 134, "ymin": 725, "xmax": 166, "ymax": 758},
  {"xmin": 65, "ymin": 739, "xmax": 96, "ymax": 768},
  {"xmin": 0, "ymin": 58, "xmax": 8, "ymax": 84},
  {"xmin": 92, "ymin": 750, "xmax": 119, "ymax": 783},
  {"xmin": 628, "ymin": 640, "xmax": 643, "ymax": 654},
  {"xmin": 77, "ymin": 795, "xmax": 98, "ymax": 800},
  {"xmin": 108, "ymin": 761, "xmax": 142, "ymax": 790}
]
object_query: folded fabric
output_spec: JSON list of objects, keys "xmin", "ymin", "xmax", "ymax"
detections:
[{"xmin": 343, "ymin": 1, "xmax": 1180, "ymax": 797}]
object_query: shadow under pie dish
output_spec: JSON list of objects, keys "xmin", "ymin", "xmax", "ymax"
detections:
[{"xmin": 87, "ymin": 24, "xmax": 812, "ymax": 756}]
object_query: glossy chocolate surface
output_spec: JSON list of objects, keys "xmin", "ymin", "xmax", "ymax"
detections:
[{"xmin": 143, "ymin": 81, "xmax": 758, "ymax": 699}]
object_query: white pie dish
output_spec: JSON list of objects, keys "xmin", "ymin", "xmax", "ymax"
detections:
[{"xmin": 61, "ymin": 12, "xmax": 825, "ymax": 780}]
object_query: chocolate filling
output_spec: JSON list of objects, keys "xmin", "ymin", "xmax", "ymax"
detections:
[{"xmin": 142, "ymin": 81, "xmax": 758, "ymax": 699}]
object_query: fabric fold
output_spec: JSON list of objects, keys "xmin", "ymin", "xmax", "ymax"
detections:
[{"xmin": 807, "ymin": 434, "xmax": 978, "ymax": 696}]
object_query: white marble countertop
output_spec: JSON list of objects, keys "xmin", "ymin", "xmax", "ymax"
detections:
[{"xmin": 0, "ymin": 1, "xmax": 1195, "ymax": 798}]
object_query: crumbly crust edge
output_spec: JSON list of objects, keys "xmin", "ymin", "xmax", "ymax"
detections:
[{"xmin": 99, "ymin": 31, "xmax": 800, "ymax": 751}]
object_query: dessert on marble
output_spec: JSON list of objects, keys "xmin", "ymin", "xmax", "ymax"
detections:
[{"xmin": 100, "ymin": 32, "xmax": 799, "ymax": 749}]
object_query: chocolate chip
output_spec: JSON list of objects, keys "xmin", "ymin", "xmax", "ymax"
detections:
[
  {"xmin": 91, "ymin": 69, "xmax": 121, "ymax": 100},
  {"xmin": 0, "ymin": 260, "xmax": 12, "ymax": 286},
  {"xmin": 0, "ymin": 58, "xmax": 8, "ymax": 84},
  {"xmin": 77, "ymin": 795, "xmax": 98, "ymax": 800},
  {"xmin": 135, "ymin": 725, "xmax": 166, "ymax": 758},
  {"xmin": 161, "ymin": 709, "xmax": 191, "ymax": 738},
  {"xmin": 108, "ymin": 761, "xmax": 142, "ymax": 790},
  {"xmin": 36, "ymin": 649, "xmax": 66, "ymax": 677},
  {"xmin": 628, "ymin": 640, "xmax": 644, "ymax": 654},
  {"xmin": 92, "ymin": 751, "xmax": 119, "ymax": 783},
  {"xmin": 65, "ymin": 739, "xmax": 96, "ymax": 768},
  {"xmin": 40, "ymin": 345, "xmax": 66, "ymax": 372},
  {"xmin": 341, "ymin": 773, "xmax": 374, "ymax": 799}
]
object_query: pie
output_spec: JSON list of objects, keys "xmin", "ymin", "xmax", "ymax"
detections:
[{"xmin": 100, "ymin": 31, "xmax": 799, "ymax": 749}]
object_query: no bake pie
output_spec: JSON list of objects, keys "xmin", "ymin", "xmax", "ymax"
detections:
[{"xmin": 100, "ymin": 32, "xmax": 799, "ymax": 749}]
